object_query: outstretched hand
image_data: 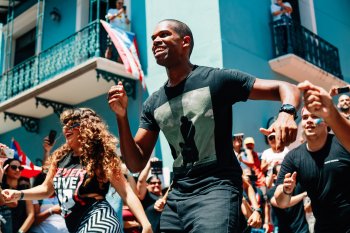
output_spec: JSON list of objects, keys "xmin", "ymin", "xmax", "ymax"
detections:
[
  {"xmin": 1, "ymin": 189, "xmax": 20, "ymax": 203},
  {"xmin": 283, "ymin": 172, "xmax": 297, "ymax": 195},
  {"xmin": 260, "ymin": 112, "xmax": 297, "ymax": 152},
  {"xmin": 298, "ymin": 80, "xmax": 334, "ymax": 119},
  {"xmin": 108, "ymin": 81, "xmax": 128, "ymax": 118}
]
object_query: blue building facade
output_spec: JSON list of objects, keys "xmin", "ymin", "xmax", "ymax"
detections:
[{"xmin": 0, "ymin": 0, "xmax": 348, "ymax": 172}]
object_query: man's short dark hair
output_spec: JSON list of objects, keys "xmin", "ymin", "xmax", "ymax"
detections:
[{"xmin": 160, "ymin": 19, "xmax": 194, "ymax": 57}]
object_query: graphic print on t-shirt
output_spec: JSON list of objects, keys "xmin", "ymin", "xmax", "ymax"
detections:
[
  {"xmin": 154, "ymin": 87, "xmax": 216, "ymax": 171},
  {"xmin": 53, "ymin": 168, "xmax": 86, "ymax": 217}
]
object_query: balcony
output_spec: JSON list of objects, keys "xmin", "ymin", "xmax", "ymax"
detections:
[
  {"xmin": 269, "ymin": 19, "xmax": 347, "ymax": 90},
  {"xmin": 0, "ymin": 20, "xmax": 138, "ymax": 134}
]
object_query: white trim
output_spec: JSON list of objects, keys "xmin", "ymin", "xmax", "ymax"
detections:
[
  {"xmin": 76, "ymin": 0, "xmax": 89, "ymax": 31},
  {"xmin": 298, "ymin": 0, "xmax": 317, "ymax": 33}
]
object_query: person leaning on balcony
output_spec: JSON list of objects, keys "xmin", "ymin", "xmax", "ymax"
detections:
[
  {"xmin": 108, "ymin": 19, "xmax": 300, "ymax": 232},
  {"xmin": 106, "ymin": 0, "xmax": 130, "ymax": 31},
  {"xmin": 271, "ymin": 0, "xmax": 293, "ymax": 55},
  {"xmin": 1, "ymin": 108, "xmax": 152, "ymax": 233},
  {"xmin": 271, "ymin": 0, "xmax": 293, "ymax": 22}
]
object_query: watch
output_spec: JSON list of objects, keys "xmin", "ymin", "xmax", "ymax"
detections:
[
  {"xmin": 251, "ymin": 207, "xmax": 262, "ymax": 214},
  {"xmin": 279, "ymin": 104, "xmax": 297, "ymax": 120}
]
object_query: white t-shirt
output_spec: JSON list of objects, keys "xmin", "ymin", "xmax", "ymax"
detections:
[
  {"xmin": 271, "ymin": 2, "xmax": 292, "ymax": 21},
  {"xmin": 261, "ymin": 147, "xmax": 289, "ymax": 167},
  {"xmin": 107, "ymin": 8, "xmax": 128, "ymax": 30},
  {"xmin": 30, "ymin": 197, "xmax": 69, "ymax": 233}
]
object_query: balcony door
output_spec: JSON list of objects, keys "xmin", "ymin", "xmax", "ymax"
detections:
[{"xmin": 14, "ymin": 27, "xmax": 36, "ymax": 66}]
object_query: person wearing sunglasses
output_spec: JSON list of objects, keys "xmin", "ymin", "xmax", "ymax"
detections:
[
  {"xmin": 1, "ymin": 158, "xmax": 34, "ymax": 233},
  {"xmin": 261, "ymin": 132, "xmax": 289, "ymax": 187},
  {"xmin": 135, "ymin": 157, "xmax": 165, "ymax": 233},
  {"xmin": 2, "ymin": 108, "xmax": 152, "ymax": 233}
]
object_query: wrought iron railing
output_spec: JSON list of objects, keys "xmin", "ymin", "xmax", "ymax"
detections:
[
  {"xmin": 0, "ymin": 20, "xmax": 109, "ymax": 102},
  {"xmin": 271, "ymin": 19, "xmax": 343, "ymax": 79}
]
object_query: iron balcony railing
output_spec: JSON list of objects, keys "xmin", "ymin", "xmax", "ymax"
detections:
[
  {"xmin": 271, "ymin": 18, "xmax": 343, "ymax": 79},
  {"xmin": 0, "ymin": 20, "xmax": 109, "ymax": 102}
]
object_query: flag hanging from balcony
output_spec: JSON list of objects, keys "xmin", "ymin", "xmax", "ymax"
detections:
[
  {"xmin": 100, "ymin": 20, "xmax": 146, "ymax": 89},
  {"xmin": 11, "ymin": 139, "xmax": 34, "ymax": 170}
]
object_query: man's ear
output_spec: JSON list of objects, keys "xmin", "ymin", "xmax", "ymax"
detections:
[{"xmin": 182, "ymin": 36, "xmax": 191, "ymax": 49}]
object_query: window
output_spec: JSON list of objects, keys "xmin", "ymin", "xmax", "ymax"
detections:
[{"xmin": 14, "ymin": 27, "xmax": 36, "ymax": 66}]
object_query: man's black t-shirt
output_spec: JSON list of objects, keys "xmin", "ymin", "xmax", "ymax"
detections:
[
  {"xmin": 267, "ymin": 185, "xmax": 309, "ymax": 233},
  {"xmin": 277, "ymin": 134, "xmax": 350, "ymax": 232},
  {"xmin": 140, "ymin": 65, "xmax": 255, "ymax": 199}
]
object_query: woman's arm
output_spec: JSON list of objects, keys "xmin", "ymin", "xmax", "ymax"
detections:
[
  {"xmin": 18, "ymin": 200, "xmax": 35, "ymax": 232},
  {"xmin": 111, "ymin": 174, "xmax": 152, "ymax": 233},
  {"xmin": 33, "ymin": 203, "xmax": 61, "ymax": 226},
  {"xmin": 2, "ymin": 165, "xmax": 56, "ymax": 202}
]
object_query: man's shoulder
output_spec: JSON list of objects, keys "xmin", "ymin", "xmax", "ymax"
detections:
[{"xmin": 286, "ymin": 143, "xmax": 306, "ymax": 158}]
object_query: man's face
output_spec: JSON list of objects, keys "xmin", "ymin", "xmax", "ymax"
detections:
[
  {"xmin": 338, "ymin": 94, "xmax": 350, "ymax": 112},
  {"xmin": 232, "ymin": 137, "xmax": 242, "ymax": 149},
  {"xmin": 301, "ymin": 108, "xmax": 327, "ymax": 137},
  {"xmin": 147, "ymin": 177, "xmax": 162, "ymax": 196},
  {"xmin": 151, "ymin": 21, "xmax": 185, "ymax": 67},
  {"xmin": 116, "ymin": 0, "xmax": 123, "ymax": 9}
]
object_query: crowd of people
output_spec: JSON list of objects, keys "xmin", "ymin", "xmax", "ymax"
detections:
[{"xmin": 0, "ymin": 16, "xmax": 349, "ymax": 233}]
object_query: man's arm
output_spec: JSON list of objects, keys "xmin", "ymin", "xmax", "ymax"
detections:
[
  {"xmin": 271, "ymin": 191, "xmax": 307, "ymax": 208},
  {"xmin": 108, "ymin": 82, "xmax": 159, "ymax": 172},
  {"xmin": 136, "ymin": 158, "xmax": 158, "ymax": 200},
  {"xmin": 274, "ymin": 172, "xmax": 297, "ymax": 208},
  {"xmin": 249, "ymin": 78, "xmax": 300, "ymax": 151},
  {"xmin": 298, "ymin": 81, "xmax": 350, "ymax": 151}
]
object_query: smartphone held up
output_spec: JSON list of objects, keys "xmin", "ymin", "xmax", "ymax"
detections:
[
  {"xmin": 48, "ymin": 130, "xmax": 57, "ymax": 145},
  {"xmin": 0, "ymin": 146, "xmax": 15, "ymax": 158}
]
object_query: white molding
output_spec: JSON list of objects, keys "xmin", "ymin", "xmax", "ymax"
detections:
[
  {"xmin": 269, "ymin": 54, "xmax": 347, "ymax": 91},
  {"xmin": 298, "ymin": 0, "xmax": 317, "ymax": 34},
  {"xmin": 76, "ymin": 0, "xmax": 89, "ymax": 31}
]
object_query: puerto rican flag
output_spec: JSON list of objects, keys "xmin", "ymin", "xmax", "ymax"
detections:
[
  {"xmin": 11, "ymin": 139, "xmax": 34, "ymax": 170},
  {"xmin": 101, "ymin": 20, "xmax": 146, "ymax": 89}
]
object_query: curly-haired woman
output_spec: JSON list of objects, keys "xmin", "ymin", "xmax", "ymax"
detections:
[{"xmin": 2, "ymin": 108, "xmax": 152, "ymax": 233}]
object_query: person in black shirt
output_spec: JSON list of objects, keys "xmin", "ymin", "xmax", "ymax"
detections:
[
  {"xmin": 274, "ymin": 107, "xmax": 350, "ymax": 232},
  {"xmin": 298, "ymin": 80, "xmax": 350, "ymax": 152},
  {"xmin": 136, "ymin": 158, "xmax": 165, "ymax": 233},
  {"xmin": 108, "ymin": 19, "xmax": 300, "ymax": 232}
]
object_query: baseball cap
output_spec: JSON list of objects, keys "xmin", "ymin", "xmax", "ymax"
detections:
[{"xmin": 244, "ymin": 137, "xmax": 255, "ymax": 145}]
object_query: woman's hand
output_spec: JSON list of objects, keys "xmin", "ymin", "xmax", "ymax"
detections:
[
  {"xmin": 2, "ymin": 189, "xmax": 21, "ymax": 202},
  {"xmin": 0, "ymin": 160, "xmax": 8, "ymax": 181},
  {"xmin": 141, "ymin": 223, "xmax": 153, "ymax": 233}
]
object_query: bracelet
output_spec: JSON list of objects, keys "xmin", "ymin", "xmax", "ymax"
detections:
[
  {"xmin": 282, "ymin": 186, "xmax": 292, "ymax": 196},
  {"xmin": 19, "ymin": 191, "xmax": 24, "ymax": 200},
  {"xmin": 48, "ymin": 208, "xmax": 53, "ymax": 215},
  {"xmin": 251, "ymin": 207, "xmax": 262, "ymax": 214}
]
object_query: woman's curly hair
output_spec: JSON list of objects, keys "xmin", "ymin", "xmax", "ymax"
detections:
[{"xmin": 45, "ymin": 108, "xmax": 121, "ymax": 186}]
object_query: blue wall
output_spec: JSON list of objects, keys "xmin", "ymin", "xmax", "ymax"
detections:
[
  {"xmin": 314, "ymin": 0, "xmax": 350, "ymax": 82},
  {"xmin": 219, "ymin": 0, "xmax": 298, "ymax": 152},
  {"xmin": 41, "ymin": 0, "xmax": 77, "ymax": 51}
]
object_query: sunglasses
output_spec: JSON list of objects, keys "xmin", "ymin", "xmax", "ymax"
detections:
[
  {"xmin": 9, "ymin": 165, "xmax": 24, "ymax": 171},
  {"xmin": 63, "ymin": 122, "xmax": 80, "ymax": 131},
  {"xmin": 149, "ymin": 181, "xmax": 161, "ymax": 185},
  {"xmin": 268, "ymin": 135, "xmax": 276, "ymax": 141}
]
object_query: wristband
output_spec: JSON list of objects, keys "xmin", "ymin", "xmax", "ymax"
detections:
[
  {"xmin": 282, "ymin": 187, "xmax": 292, "ymax": 196},
  {"xmin": 48, "ymin": 208, "xmax": 53, "ymax": 215},
  {"xmin": 19, "ymin": 191, "xmax": 24, "ymax": 200},
  {"xmin": 251, "ymin": 207, "xmax": 262, "ymax": 214}
]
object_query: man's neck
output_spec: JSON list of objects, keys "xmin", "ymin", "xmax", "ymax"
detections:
[
  {"xmin": 306, "ymin": 133, "xmax": 328, "ymax": 152},
  {"xmin": 166, "ymin": 62, "xmax": 193, "ymax": 87}
]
